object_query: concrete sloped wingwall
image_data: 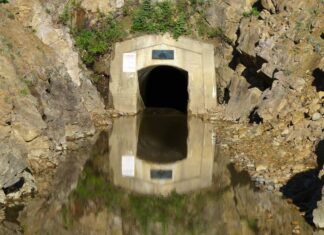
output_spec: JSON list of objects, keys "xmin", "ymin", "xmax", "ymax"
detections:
[{"xmin": 110, "ymin": 34, "xmax": 216, "ymax": 114}]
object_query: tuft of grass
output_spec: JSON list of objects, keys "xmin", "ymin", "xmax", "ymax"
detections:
[
  {"xmin": 61, "ymin": 204, "xmax": 74, "ymax": 229},
  {"xmin": 246, "ymin": 218, "xmax": 259, "ymax": 232},
  {"xmin": 59, "ymin": 5, "xmax": 70, "ymax": 25},
  {"xmin": 4, "ymin": 96, "xmax": 10, "ymax": 104},
  {"xmin": 207, "ymin": 27, "xmax": 233, "ymax": 45},
  {"xmin": 58, "ymin": 0, "xmax": 81, "ymax": 25},
  {"xmin": 243, "ymin": 7, "xmax": 260, "ymax": 17},
  {"xmin": 0, "ymin": 8, "xmax": 14, "ymax": 19},
  {"xmin": 19, "ymin": 88, "xmax": 29, "ymax": 97}
]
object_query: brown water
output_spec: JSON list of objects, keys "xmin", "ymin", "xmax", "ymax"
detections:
[{"xmin": 3, "ymin": 109, "xmax": 313, "ymax": 234}]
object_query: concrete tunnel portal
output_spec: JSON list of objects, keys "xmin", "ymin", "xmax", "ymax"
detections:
[
  {"xmin": 138, "ymin": 65, "xmax": 189, "ymax": 113},
  {"xmin": 110, "ymin": 34, "xmax": 217, "ymax": 114}
]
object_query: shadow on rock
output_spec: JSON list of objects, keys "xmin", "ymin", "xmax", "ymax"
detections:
[{"xmin": 280, "ymin": 139, "xmax": 324, "ymax": 225}]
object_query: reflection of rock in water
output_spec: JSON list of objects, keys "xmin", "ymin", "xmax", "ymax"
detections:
[
  {"xmin": 18, "ymin": 129, "xmax": 312, "ymax": 235},
  {"xmin": 137, "ymin": 108, "xmax": 188, "ymax": 163},
  {"xmin": 0, "ymin": 205, "xmax": 24, "ymax": 235},
  {"xmin": 0, "ymin": 208, "xmax": 4, "ymax": 222}
]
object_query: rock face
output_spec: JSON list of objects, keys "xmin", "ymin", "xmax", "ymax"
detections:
[
  {"xmin": 0, "ymin": 1, "xmax": 106, "ymax": 202},
  {"xmin": 203, "ymin": 0, "xmax": 323, "ymax": 227},
  {"xmin": 213, "ymin": 0, "xmax": 323, "ymax": 142}
]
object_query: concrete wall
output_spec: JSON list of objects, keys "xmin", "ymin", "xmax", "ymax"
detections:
[
  {"xmin": 107, "ymin": 116, "xmax": 215, "ymax": 195},
  {"xmin": 110, "ymin": 34, "xmax": 217, "ymax": 114}
]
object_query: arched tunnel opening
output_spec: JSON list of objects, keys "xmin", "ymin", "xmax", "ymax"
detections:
[
  {"xmin": 138, "ymin": 65, "xmax": 189, "ymax": 113},
  {"xmin": 137, "ymin": 65, "xmax": 189, "ymax": 164}
]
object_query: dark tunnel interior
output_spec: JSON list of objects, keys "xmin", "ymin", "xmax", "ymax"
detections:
[{"xmin": 138, "ymin": 66, "xmax": 189, "ymax": 113}]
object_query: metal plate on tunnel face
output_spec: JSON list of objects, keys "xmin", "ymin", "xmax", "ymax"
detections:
[
  {"xmin": 150, "ymin": 170, "xmax": 173, "ymax": 179},
  {"xmin": 152, "ymin": 50, "xmax": 174, "ymax": 60}
]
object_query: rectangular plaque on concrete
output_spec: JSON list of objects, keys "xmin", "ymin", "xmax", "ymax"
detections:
[
  {"xmin": 123, "ymin": 52, "xmax": 136, "ymax": 72},
  {"xmin": 122, "ymin": 155, "xmax": 135, "ymax": 177},
  {"xmin": 150, "ymin": 170, "xmax": 172, "ymax": 179},
  {"xmin": 152, "ymin": 50, "xmax": 174, "ymax": 60}
]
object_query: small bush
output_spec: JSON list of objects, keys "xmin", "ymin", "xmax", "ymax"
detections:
[
  {"xmin": 131, "ymin": 0, "xmax": 190, "ymax": 39},
  {"xmin": 73, "ymin": 15, "xmax": 126, "ymax": 66},
  {"xmin": 0, "ymin": 0, "xmax": 9, "ymax": 4}
]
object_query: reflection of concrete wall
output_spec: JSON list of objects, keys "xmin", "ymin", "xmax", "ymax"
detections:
[
  {"xmin": 108, "ymin": 116, "xmax": 214, "ymax": 195},
  {"xmin": 110, "ymin": 34, "xmax": 216, "ymax": 114}
]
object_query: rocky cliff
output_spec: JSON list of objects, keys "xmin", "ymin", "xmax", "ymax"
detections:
[{"xmin": 0, "ymin": 0, "xmax": 107, "ymax": 204}]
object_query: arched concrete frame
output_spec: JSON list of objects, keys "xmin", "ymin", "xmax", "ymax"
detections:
[{"xmin": 110, "ymin": 34, "xmax": 217, "ymax": 114}]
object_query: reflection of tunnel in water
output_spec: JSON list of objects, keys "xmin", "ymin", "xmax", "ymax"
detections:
[
  {"xmin": 137, "ymin": 108, "xmax": 188, "ymax": 163},
  {"xmin": 138, "ymin": 66, "xmax": 189, "ymax": 113}
]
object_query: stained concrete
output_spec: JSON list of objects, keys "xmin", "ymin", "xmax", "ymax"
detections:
[{"xmin": 110, "ymin": 34, "xmax": 216, "ymax": 114}]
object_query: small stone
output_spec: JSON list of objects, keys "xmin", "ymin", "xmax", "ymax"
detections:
[
  {"xmin": 0, "ymin": 190, "xmax": 5, "ymax": 204},
  {"xmin": 267, "ymin": 184, "xmax": 274, "ymax": 191},
  {"xmin": 292, "ymin": 229, "xmax": 300, "ymax": 234},
  {"xmin": 256, "ymin": 164, "xmax": 268, "ymax": 172},
  {"xmin": 281, "ymin": 129, "xmax": 289, "ymax": 136},
  {"xmin": 319, "ymin": 91, "xmax": 324, "ymax": 99},
  {"xmin": 320, "ymin": 107, "xmax": 324, "ymax": 115},
  {"xmin": 312, "ymin": 112, "xmax": 322, "ymax": 121}
]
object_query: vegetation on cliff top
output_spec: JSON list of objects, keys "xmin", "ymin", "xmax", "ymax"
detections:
[
  {"xmin": 131, "ymin": 0, "xmax": 189, "ymax": 39},
  {"xmin": 73, "ymin": 16, "xmax": 126, "ymax": 66},
  {"xmin": 64, "ymin": 0, "xmax": 232, "ymax": 68}
]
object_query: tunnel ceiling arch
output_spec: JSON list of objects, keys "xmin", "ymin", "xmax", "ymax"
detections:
[{"xmin": 110, "ymin": 34, "xmax": 217, "ymax": 114}]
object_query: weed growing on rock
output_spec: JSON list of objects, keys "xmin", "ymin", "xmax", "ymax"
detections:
[
  {"xmin": 207, "ymin": 27, "xmax": 233, "ymax": 45},
  {"xmin": 59, "ymin": 0, "xmax": 81, "ymax": 25},
  {"xmin": 243, "ymin": 7, "xmax": 260, "ymax": 17},
  {"xmin": 19, "ymin": 88, "xmax": 29, "ymax": 97},
  {"xmin": 0, "ymin": 8, "xmax": 14, "ymax": 19}
]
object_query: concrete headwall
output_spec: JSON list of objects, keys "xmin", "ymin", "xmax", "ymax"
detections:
[{"xmin": 110, "ymin": 34, "xmax": 217, "ymax": 114}]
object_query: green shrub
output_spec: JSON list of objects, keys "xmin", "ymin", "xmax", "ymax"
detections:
[
  {"xmin": 73, "ymin": 15, "xmax": 126, "ymax": 66},
  {"xmin": 131, "ymin": 0, "xmax": 190, "ymax": 39},
  {"xmin": 0, "ymin": 0, "xmax": 9, "ymax": 4}
]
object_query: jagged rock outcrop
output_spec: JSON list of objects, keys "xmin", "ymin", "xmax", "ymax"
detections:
[
  {"xmin": 223, "ymin": 0, "xmax": 323, "ymax": 131},
  {"xmin": 0, "ymin": 1, "xmax": 107, "ymax": 203}
]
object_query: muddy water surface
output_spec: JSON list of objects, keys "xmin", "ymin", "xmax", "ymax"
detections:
[{"xmin": 3, "ymin": 109, "xmax": 313, "ymax": 234}]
